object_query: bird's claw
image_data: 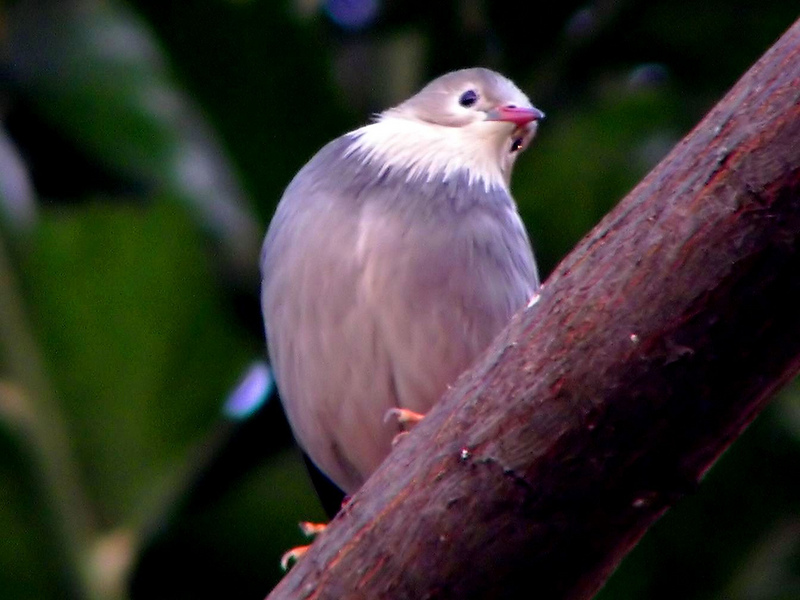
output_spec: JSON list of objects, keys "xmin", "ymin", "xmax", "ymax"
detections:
[
  {"xmin": 280, "ymin": 521, "xmax": 327, "ymax": 570},
  {"xmin": 391, "ymin": 430, "xmax": 409, "ymax": 446},
  {"xmin": 280, "ymin": 545, "xmax": 309, "ymax": 571}
]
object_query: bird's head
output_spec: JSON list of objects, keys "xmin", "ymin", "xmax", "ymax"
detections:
[{"xmin": 348, "ymin": 68, "xmax": 544, "ymax": 190}]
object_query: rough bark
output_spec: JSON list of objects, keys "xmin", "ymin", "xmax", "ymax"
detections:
[{"xmin": 267, "ymin": 18, "xmax": 800, "ymax": 600}]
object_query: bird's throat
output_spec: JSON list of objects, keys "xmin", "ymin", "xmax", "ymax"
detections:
[{"xmin": 345, "ymin": 117, "xmax": 510, "ymax": 192}]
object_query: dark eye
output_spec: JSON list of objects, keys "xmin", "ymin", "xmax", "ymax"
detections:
[
  {"xmin": 510, "ymin": 137, "xmax": 524, "ymax": 152},
  {"xmin": 458, "ymin": 89, "xmax": 478, "ymax": 107}
]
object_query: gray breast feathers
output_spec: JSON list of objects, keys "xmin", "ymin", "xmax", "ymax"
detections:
[{"xmin": 261, "ymin": 136, "xmax": 538, "ymax": 492}]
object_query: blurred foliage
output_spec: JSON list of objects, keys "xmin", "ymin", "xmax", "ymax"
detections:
[{"xmin": 0, "ymin": 1, "xmax": 797, "ymax": 599}]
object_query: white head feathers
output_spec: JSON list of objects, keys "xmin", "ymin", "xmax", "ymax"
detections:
[{"xmin": 345, "ymin": 68, "xmax": 543, "ymax": 191}]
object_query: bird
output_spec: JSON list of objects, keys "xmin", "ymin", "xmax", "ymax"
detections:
[{"xmin": 260, "ymin": 67, "xmax": 543, "ymax": 534}]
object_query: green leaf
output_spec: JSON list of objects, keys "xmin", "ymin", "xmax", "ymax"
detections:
[{"xmin": 19, "ymin": 200, "xmax": 256, "ymax": 522}]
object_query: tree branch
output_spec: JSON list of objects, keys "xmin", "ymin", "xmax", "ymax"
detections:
[{"xmin": 267, "ymin": 17, "xmax": 800, "ymax": 600}]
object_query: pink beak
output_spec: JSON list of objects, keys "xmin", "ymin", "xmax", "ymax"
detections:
[{"xmin": 485, "ymin": 105, "xmax": 545, "ymax": 127}]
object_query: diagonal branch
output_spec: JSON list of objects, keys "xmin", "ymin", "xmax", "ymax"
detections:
[{"xmin": 267, "ymin": 17, "xmax": 800, "ymax": 600}]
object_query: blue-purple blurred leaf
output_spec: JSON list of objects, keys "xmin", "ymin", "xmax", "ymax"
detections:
[{"xmin": 223, "ymin": 362, "xmax": 273, "ymax": 421}]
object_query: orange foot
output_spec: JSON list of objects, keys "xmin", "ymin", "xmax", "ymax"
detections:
[
  {"xmin": 280, "ymin": 521, "xmax": 327, "ymax": 571},
  {"xmin": 384, "ymin": 408, "xmax": 426, "ymax": 445}
]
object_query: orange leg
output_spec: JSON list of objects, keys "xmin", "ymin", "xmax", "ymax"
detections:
[{"xmin": 384, "ymin": 407, "xmax": 425, "ymax": 426}]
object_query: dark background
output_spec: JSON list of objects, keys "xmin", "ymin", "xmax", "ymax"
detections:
[{"xmin": 1, "ymin": 1, "xmax": 798, "ymax": 599}]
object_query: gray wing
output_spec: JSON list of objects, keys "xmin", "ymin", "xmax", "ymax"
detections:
[
  {"xmin": 262, "ymin": 184, "xmax": 396, "ymax": 493},
  {"xmin": 261, "ymin": 143, "xmax": 538, "ymax": 493}
]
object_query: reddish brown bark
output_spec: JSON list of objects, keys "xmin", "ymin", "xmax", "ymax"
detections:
[{"xmin": 267, "ymin": 18, "xmax": 800, "ymax": 600}]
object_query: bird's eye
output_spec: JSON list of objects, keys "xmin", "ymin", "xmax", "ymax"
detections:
[
  {"xmin": 510, "ymin": 137, "xmax": 524, "ymax": 152},
  {"xmin": 458, "ymin": 89, "xmax": 479, "ymax": 107}
]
